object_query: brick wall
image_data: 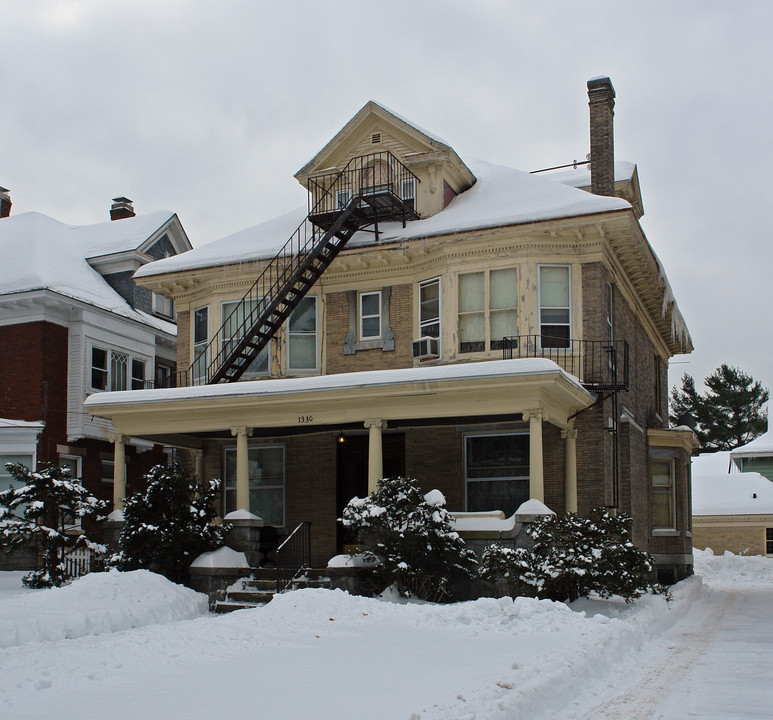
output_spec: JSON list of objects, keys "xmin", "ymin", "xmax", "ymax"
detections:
[
  {"xmin": 325, "ymin": 284, "xmax": 414, "ymax": 374},
  {"xmin": 692, "ymin": 523, "xmax": 770, "ymax": 556}
]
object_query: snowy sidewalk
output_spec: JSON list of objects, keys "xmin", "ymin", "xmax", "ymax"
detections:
[{"xmin": 0, "ymin": 551, "xmax": 771, "ymax": 720}]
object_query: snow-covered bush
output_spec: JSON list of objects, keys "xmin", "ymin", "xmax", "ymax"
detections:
[
  {"xmin": 0, "ymin": 462, "xmax": 109, "ymax": 588},
  {"xmin": 480, "ymin": 509, "xmax": 664, "ymax": 603},
  {"xmin": 340, "ymin": 476, "xmax": 477, "ymax": 602},
  {"xmin": 113, "ymin": 464, "xmax": 230, "ymax": 584}
]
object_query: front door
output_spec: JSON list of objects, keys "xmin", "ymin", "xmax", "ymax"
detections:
[{"xmin": 336, "ymin": 433, "xmax": 405, "ymax": 552}]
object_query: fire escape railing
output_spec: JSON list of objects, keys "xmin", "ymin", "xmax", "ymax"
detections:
[
  {"xmin": 169, "ymin": 150, "xmax": 419, "ymax": 386},
  {"xmin": 502, "ymin": 335, "xmax": 629, "ymax": 392}
]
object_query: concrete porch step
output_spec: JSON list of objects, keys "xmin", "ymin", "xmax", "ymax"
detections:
[{"xmin": 213, "ymin": 568, "xmax": 333, "ymax": 613}]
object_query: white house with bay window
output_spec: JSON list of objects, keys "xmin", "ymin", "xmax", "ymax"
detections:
[{"xmin": 0, "ymin": 201, "xmax": 191, "ymax": 568}]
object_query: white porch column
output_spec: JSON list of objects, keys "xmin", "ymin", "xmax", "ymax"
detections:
[
  {"xmin": 111, "ymin": 433, "xmax": 126, "ymax": 512},
  {"xmin": 194, "ymin": 449, "xmax": 205, "ymax": 483},
  {"xmin": 562, "ymin": 424, "xmax": 578, "ymax": 513},
  {"xmin": 231, "ymin": 427, "xmax": 252, "ymax": 511},
  {"xmin": 364, "ymin": 419, "xmax": 386, "ymax": 495},
  {"xmin": 523, "ymin": 410, "xmax": 544, "ymax": 502}
]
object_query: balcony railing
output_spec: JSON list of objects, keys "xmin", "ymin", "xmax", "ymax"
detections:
[{"xmin": 502, "ymin": 335, "xmax": 629, "ymax": 392}]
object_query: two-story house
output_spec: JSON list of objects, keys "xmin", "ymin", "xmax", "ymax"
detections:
[
  {"xmin": 0, "ymin": 195, "xmax": 191, "ymax": 569},
  {"xmin": 85, "ymin": 79, "xmax": 696, "ymax": 583}
]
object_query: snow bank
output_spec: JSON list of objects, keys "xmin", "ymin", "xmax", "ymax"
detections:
[
  {"xmin": 693, "ymin": 548, "xmax": 773, "ymax": 586},
  {"xmin": 0, "ymin": 569, "xmax": 208, "ymax": 649}
]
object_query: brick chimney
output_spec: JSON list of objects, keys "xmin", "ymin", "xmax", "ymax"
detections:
[
  {"xmin": 587, "ymin": 76, "xmax": 616, "ymax": 197},
  {"xmin": 0, "ymin": 187, "xmax": 11, "ymax": 218},
  {"xmin": 110, "ymin": 196, "xmax": 135, "ymax": 221}
]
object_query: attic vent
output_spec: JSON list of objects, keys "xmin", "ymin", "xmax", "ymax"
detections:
[{"xmin": 371, "ymin": 132, "xmax": 382, "ymax": 144}]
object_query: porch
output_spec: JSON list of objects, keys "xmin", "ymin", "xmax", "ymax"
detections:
[{"xmin": 84, "ymin": 358, "xmax": 594, "ymax": 567}]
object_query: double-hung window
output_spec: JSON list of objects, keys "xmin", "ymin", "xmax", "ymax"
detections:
[
  {"xmin": 652, "ymin": 459, "xmax": 675, "ymax": 529},
  {"xmin": 766, "ymin": 528, "xmax": 773, "ymax": 555},
  {"xmin": 224, "ymin": 445, "xmax": 285, "ymax": 525},
  {"xmin": 91, "ymin": 348, "xmax": 109, "ymax": 390},
  {"xmin": 288, "ymin": 296, "xmax": 318, "ymax": 371},
  {"xmin": 192, "ymin": 306, "xmax": 209, "ymax": 383},
  {"xmin": 458, "ymin": 268, "xmax": 517, "ymax": 353},
  {"xmin": 152, "ymin": 292, "xmax": 174, "ymax": 319},
  {"xmin": 0, "ymin": 454, "xmax": 33, "ymax": 494},
  {"xmin": 131, "ymin": 359, "xmax": 146, "ymax": 390},
  {"xmin": 419, "ymin": 278, "xmax": 440, "ymax": 340},
  {"xmin": 465, "ymin": 433, "xmax": 529, "ymax": 517},
  {"xmin": 222, "ymin": 300, "xmax": 268, "ymax": 377},
  {"xmin": 359, "ymin": 292, "xmax": 381, "ymax": 341},
  {"xmin": 538, "ymin": 265, "xmax": 571, "ymax": 348}
]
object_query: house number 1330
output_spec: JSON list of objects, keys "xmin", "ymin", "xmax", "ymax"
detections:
[{"xmin": 298, "ymin": 415, "xmax": 313, "ymax": 424}]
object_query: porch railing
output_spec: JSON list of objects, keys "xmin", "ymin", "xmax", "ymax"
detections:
[
  {"xmin": 502, "ymin": 335, "xmax": 629, "ymax": 392},
  {"xmin": 276, "ymin": 521, "xmax": 312, "ymax": 593}
]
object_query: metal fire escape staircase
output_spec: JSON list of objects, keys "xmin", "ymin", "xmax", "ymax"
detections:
[{"xmin": 194, "ymin": 151, "xmax": 420, "ymax": 385}]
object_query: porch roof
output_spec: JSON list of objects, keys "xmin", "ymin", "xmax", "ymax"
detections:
[{"xmin": 84, "ymin": 358, "xmax": 594, "ymax": 442}]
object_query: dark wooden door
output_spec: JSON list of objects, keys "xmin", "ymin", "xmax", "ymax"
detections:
[{"xmin": 336, "ymin": 434, "xmax": 405, "ymax": 551}]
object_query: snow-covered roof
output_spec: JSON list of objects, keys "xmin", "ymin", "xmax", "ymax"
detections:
[
  {"xmin": 691, "ymin": 451, "xmax": 735, "ymax": 477},
  {"xmin": 544, "ymin": 160, "xmax": 637, "ymax": 189},
  {"xmin": 0, "ymin": 211, "xmax": 178, "ymax": 334},
  {"xmin": 136, "ymin": 159, "xmax": 630, "ymax": 279},
  {"xmin": 0, "ymin": 418, "xmax": 45, "ymax": 430},
  {"xmin": 692, "ymin": 472, "xmax": 773, "ymax": 516},
  {"xmin": 84, "ymin": 357, "xmax": 589, "ymax": 408},
  {"xmin": 730, "ymin": 429, "xmax": 773, "ymax": 458}
]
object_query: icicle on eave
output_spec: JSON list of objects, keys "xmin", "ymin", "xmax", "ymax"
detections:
[{"xmin": 658, "ymin": 265, "xmax": 691, "ymax": 352}]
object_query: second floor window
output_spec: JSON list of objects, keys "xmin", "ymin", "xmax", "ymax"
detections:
[
  {"xmin": 458, "ymin": 268, "xmax": 517, "ymax": 353},
  {"xmin": 288, "ymin": 296, "xmax": 317, "ymax": 371},
  {"xmin": 131, "ymin": 359, "xmax": 146, "ymax": 390},
  {"xmin": 359, "ymin": 292, "xmax": 381, "ymax": 340},
  {"xmin": 193, "ymin": 306, "xmax": 209, "ymax": 383},
  {"xmin": 539, "ymin": 265, "xmax": 571, "ymax": 349},
  {"xmin": 91, "ymin": 347, "xmax": 146, "ymax": 392},
  {"xmin": 222, "ymin": 300, "xmax": 268, "ymax": 377},
  {"xmin": 419, "ymin": 278, "xmax": 440, "ymax": 340}
]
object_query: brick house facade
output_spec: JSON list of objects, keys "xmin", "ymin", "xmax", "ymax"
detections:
[{"xmin": 87, "ymin": 79, "xmax": 696, "ymax": 581}]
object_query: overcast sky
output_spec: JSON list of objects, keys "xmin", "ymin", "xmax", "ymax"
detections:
[{"xmin": 2, "ymin": 1, "xmax": 770, "ymax": 401}]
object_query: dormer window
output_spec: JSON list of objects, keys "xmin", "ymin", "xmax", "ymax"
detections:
[
  {"xmin": 401, "ymin": 178, "xmax": 416, "ymax": 211},
  {"xmin": 153, "ymin": 292, "xmax": 174, "ymax": 319},
  {"xmin": 337, "ymin": 189, "xmax": 351, "ymax": 209}
]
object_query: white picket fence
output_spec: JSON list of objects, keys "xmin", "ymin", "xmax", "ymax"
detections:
[{"xmin": 63, "ymin": 547, "xmax": 92, "ymax": 579}]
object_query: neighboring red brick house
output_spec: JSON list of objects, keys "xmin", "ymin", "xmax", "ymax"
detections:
[{"xmin": 0, "ymin": 197, "xmax": 191, "ymax": 569}]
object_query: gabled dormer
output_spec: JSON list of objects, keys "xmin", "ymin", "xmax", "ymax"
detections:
[{"xmin": 294, "ymin": 101, "xmax": 476, "ymax": 220}]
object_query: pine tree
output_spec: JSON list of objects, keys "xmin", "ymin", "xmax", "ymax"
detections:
[
  {"xmin": 670, "ymin": 364, "xmax": 769, "ymax": 452},
  {"xmin": 113, "ymin": 464, "xmax": 230, "ymax": 584},
  {"xmin": 0, "ymin": 462, "xmax": 109, "ymax": 588},
  {"xmin": 480, "ymin": 510, "xmax": 662, "ymax": 603},
  {"xmin": 340, "ymin": 476, "xmax": 478, "ymax": 602}
]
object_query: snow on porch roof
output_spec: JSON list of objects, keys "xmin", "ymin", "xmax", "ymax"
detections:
[
  {"xmin": 692, "ymin": 472, "xmax": 773, "ymax": 516},
  {"xmin": 84, "ymin": 358, "xmax": 591, "ymax": 408}
]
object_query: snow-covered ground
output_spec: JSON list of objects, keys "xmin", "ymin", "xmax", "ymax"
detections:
[{"xmin": 0, "ymin": 551, "xmax": 770, "ymax": 719}]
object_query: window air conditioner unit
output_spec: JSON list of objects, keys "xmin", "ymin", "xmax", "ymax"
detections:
[{"xmin": 412, "ymin": 336, "xmax": 439, "ymax": 360}]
